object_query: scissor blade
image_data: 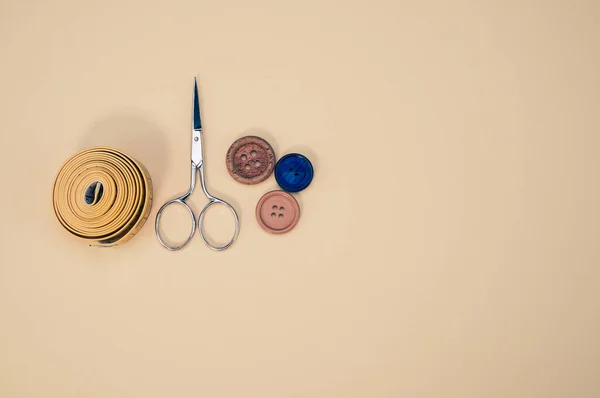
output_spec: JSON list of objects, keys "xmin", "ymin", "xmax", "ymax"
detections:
[{"xmin": 193, "ymin": 77, "xmax": 202, "ymax": 130}]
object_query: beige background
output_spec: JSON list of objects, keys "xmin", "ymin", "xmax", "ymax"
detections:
[{"xmin": 1, "ymin": 0, "xmax": 599, "ymax": 397}]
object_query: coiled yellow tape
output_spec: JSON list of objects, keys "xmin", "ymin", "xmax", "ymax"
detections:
[{"xmin": 52, "ymin": 147, "xmax": 153, "ymax": 246}]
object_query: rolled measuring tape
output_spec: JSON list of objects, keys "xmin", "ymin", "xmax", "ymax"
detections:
[{"xmin": 52, "ymin": 147, "xmax": 153, "ymax": 247}]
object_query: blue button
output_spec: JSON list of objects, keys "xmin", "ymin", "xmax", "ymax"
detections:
[{"xmin": 275, "ymin": 153, "xmax": 314, "ymax": 192}]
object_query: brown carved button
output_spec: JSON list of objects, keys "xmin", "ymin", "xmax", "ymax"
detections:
[
  {"xmin": 226, "ymin": 136, "xmax": 275, "ymax": 184},
  {"xmin": 256, "ymin": 190, "xmax": 300, "ymax": 234}
]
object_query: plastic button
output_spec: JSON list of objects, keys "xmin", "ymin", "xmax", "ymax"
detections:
[
  {"xmin": 274, "ymin": 153, "xmax": 314, "ymax": 192},
  {"xmin": 256, "ymin": 190, "xmax": 300, "ymax": 234},
  {"xmin": 226, "ymin": 136, "xmax": 275, "ymax": 184}
]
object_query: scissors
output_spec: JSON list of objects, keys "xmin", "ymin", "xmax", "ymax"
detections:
[{"xmin": 155, "ymin": 78, "xmax": 239, "ymax": 251}]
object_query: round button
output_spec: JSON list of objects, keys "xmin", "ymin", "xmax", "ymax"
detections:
[
  {"xmin": 274, "ymin": 153, "xmax": 314, "ymax": 192},
  {"xmin": 226, "ymin": 136, "xmax": 276, "ymax": 184},
  {"xmin": 256, "ymin": 190, "xmax": 300, "ymax": 234}
]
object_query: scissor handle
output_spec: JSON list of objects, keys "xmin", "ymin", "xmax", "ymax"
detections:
[
  {"xmin": 198, "ymin": 197, "xmax": 239, "ymax": 251},
  {"xmin": 155, "ymin": 198, "xmax": 196, "ymax": 251}
]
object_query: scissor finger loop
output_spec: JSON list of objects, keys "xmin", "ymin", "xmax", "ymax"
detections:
[
  {"xmin": 198, "ymin": 198, "xmax": 240, "ymax": 251},
  {"xmin": 155, "ymin": 198, "xmax": 197, "ymax": 251}
]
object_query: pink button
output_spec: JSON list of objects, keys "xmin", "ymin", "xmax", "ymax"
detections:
[{"xmin": 256, "ymin": 191, "xmax": 300, "ymax": 234}]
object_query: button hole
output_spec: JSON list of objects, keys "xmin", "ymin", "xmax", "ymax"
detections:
[{"xmin": 271, "ymin": 213, "xmax": 277, "ymax": 218}]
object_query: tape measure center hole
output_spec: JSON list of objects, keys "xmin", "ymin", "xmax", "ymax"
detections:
[{"xmin": 84, "ymin": 181, "xmax": 104, "ymax": 205}]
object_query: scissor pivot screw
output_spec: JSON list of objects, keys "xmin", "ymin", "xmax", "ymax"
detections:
[{"xmin": 194, "ymin": 137, "xmax": 199, "ymax": 141}]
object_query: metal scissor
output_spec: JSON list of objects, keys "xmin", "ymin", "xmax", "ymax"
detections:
[{"xmin": 155, "ymin": 78, "xmax": 239, "ymax": 251}]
